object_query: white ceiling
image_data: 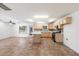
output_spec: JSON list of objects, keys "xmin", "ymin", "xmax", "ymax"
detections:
[{"xmin": 0, "ymin": 3, "xmax": 79, "ymax": 24}]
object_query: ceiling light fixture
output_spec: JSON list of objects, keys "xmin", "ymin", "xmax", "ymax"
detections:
[
  {"xmin": 33, "ymin": 15, "xmax": 49, "ymax": 18},
  {"xmin": 26, "ymin": 19, "xmax": 34, "ymax": 22},
  {"xmin": 36, "ymin": 21, "xmax": 45, "ymax": 23},
  {"xmin": 48, "ymin": 18, "xmax": 56, "ymax": 22}
]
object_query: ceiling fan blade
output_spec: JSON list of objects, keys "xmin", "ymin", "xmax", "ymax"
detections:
[{"xmin": 0, "ymin": 3, "xmax": 11, "ymax": 10}]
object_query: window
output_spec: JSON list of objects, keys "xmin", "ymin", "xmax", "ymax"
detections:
[{"xmin": 19, "ymin": 26, "xmax": 27, "ymax": 34}]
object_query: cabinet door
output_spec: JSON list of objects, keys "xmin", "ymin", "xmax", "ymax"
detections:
[
  {"xmin": 48, "ymin": 23, "xmax": 53, "ymax": 29},
  {"xmin": 55, "ymin": 33, "xmax": 63, "ymax": 42},
  {"xmin": 63, "ymin": 17, "xmax": 72, "ymax": 25},
  {"xmin": 33, "ymin": 23, "xmax": 43, "ymax": 30}
]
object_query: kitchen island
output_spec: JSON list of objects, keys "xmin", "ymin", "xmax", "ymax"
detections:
[{"xmin": 31, "ymin": 32, "xmax": 41, "ymax": 44}]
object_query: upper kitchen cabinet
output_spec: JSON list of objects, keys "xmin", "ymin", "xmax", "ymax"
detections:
[
  {"xmin": 63, "ymin": 17, "xmax": 72, "ymax": 25},
  {"xmin": 33, "ymin": 23, "xmax": 43, "ymax": 30},
  {"xmin": 48, "ymin": 23, "xmax": 54, "ymax": 30},
  {"xmin": 57, "ymin": 21, "xmax": 63, "ymax": 29}
]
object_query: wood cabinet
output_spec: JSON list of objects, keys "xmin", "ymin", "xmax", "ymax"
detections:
[
  {"xmin": 58, "ymin": 22, "xmax": 63, "ymax": 29},
  {"xmin": 55, "ymin": 33, "xmax": 63, "ymax": 42},
  {"xmin": 55, "ymin": 17, "xmax": 72, "ymax": 29},
  {"xmin": 33, "ymin": 23, "xmax": 43, "ymax": 30},
  {"xmin": 48, "ymin": 23, "xmax": 54, "ymax": 30},
  {"xmin": 41, "ymin": 32, "xmax": 52, "ymax": 38},
  {"xmin": 63, "ymin": 17, "xmax": 72, "ymax": 25}
]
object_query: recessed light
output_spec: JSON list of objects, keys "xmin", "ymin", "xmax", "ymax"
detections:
[{"xmin": 33, "ymin": 15, "xmax": 49, "ymax": 18}]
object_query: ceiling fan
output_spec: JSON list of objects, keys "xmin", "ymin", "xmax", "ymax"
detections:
[
  {"xmin": 0, "ymin": 3, "xmax": 11, "ymax": 10},
  {"xmin": 9, "ymin": 20, "xmax": 16, "ymax": 24}
]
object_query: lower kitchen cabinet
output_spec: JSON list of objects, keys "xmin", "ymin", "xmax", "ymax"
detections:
[
  {"xmin": 32, "ymin": 34, "xmax": 41, "ymax": 44},
  {"xmin": 55, "ymin": 33, "xmax": 63, "ymax": 42},
  {"xmin": 41, "ymin": 32, "xmax": 52, "ymax": 38}
]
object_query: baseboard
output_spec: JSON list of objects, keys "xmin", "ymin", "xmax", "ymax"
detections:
[
  {"xmin": 64, "ymin": 43, "xmax": 79, "ymax": 54},
  {"xmin": 0, "ymin": 35, "xmax": 13, "ymax": 40}
]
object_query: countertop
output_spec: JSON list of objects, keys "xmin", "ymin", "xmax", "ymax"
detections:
[{"xmin": 31, "ymin": 31, "xmax": 41, "ymax": 34}]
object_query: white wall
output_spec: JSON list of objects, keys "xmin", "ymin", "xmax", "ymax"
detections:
[
  {"xmin": 0, "ymin": 21, "xmax": 15, "ymax": 39},
  {"xmin": 0, "ymin": 21, "xmax": 30, "ymax": 39},
  {"xmin": 0, "ymin": 13, "xmax": 31, "ymax": 38},
  {"xmin": 63, "ymin": 11, "xmax": 79, "ymax": 53}
]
